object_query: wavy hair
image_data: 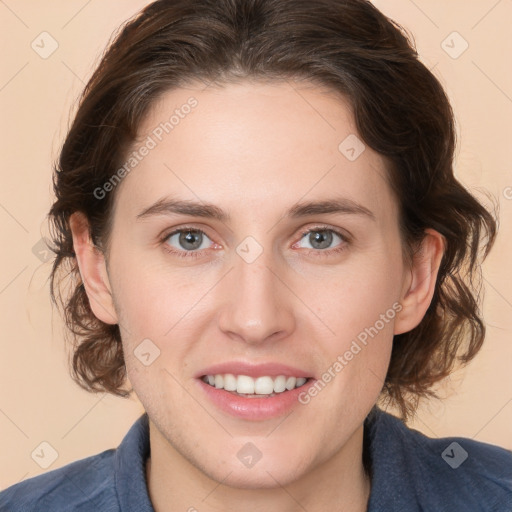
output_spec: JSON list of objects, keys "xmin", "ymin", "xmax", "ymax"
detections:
[{"xmin": 48, "ymin": 0, "xmax": 497, "ymax": 420}]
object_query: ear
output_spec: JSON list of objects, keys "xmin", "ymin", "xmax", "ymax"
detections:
[
  {"xmin": 394, "ymin": 228, "xmax": 445, "ymax": 335},
  {"xmin": 69, "ymin": 212, "xmax": 118, "ymax": 325}
]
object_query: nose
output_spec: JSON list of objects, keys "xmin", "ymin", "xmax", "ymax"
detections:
[{"xmin": 217, "ymin": 249, "xmax": 296, "ymax": 345}]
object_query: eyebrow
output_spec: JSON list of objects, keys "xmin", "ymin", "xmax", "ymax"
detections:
[{"xmin": 135, "ymin": 196, "xmax": 375, "ymax": 222}]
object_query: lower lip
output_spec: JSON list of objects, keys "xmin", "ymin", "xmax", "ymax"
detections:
[{"xmin": 196, "ymin": 378, "xmax": 316, "ymax": 421}]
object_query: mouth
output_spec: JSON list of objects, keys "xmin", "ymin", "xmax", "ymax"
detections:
[
  {"xmin": 200, "ymin": 374, "xmax": 312, "ymax": 398},
  {"xmin": 195, "ymin": 362, "xmax": 316, "ymax": 420}
]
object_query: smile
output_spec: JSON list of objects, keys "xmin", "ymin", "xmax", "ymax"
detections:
[{"xmin": 201, "ymin": 374, "xmax": 310, "ymax": 397}]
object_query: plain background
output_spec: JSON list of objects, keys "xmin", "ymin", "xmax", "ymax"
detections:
[{"xmin": 1, "ymin": 0, "xmax": 511, "ymax": 490}]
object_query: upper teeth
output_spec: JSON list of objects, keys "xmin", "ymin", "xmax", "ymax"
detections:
[{"xmin": 202, "ymin": 374, "xmax": 308, "ymax": 394}]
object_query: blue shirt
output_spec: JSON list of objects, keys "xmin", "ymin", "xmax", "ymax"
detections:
[{"xmin": 1, "ymin": 406, "xmax": 511, "ymax": 511}]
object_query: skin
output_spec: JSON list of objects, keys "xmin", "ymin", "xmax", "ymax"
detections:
[{"xmin": 70, "ymin": 80, "xmax": 444, "ymax": 512}]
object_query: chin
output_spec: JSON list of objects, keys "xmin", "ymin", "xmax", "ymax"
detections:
[{"xmin": 210, "ymin": 463, "xmax": 306, "ymax": 490}]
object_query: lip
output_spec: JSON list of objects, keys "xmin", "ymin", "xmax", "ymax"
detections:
[
  {"xmin": 194, "ymin": 361, "xmax": 314, "ymax": 379},
  {"xmin": 196, "ymin": 377, "xmax": 316, "ymax": 421}
]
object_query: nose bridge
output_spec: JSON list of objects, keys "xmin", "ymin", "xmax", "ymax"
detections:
[{"xmin": 218, "ymin": 245, "xmax": 295, "ymax": 343}]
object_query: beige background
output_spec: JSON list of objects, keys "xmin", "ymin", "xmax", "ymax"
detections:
[{"xmin": 1, "ymin": 0, "xmax": 511, "ymax": 490}]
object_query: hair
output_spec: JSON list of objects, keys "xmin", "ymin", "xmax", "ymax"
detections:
[{"xmin": 48, "ymin": 0, "xmax": 497, "ymax": 420}]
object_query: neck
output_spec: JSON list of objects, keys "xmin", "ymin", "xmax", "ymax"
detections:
[{"xmin": 145, "ymin": 421, "xmax": 371, "ymax": 512}]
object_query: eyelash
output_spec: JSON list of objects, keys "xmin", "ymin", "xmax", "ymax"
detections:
[{"xmin": 160, "ymin": 225, "xmax": 350, "ymax": 259}]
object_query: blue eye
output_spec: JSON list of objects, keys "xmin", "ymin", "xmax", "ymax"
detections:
[
  {"xmin": 161, "ymin": 225, "xmax": 349, "ymax": 259},
  {"xmin": 296, "ymin": 228, "xmax": 347, "ymax": 251},
  {"xmin": 164, "ymin": 228, "xmax": 213, "ymax": 257}
]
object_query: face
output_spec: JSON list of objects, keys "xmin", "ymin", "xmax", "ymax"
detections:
[{"xmin": 96, "ymin": 80, "xmax": 412, "ymax": 488}]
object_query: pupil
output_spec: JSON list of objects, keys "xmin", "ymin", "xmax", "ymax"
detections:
[
  {"xmin": 180, "ymin": 230, "xmax": 202, "ymax": 250},
  {"xmin": 310, "ymin": 230, "xmax": 332, "ymax": 250}
]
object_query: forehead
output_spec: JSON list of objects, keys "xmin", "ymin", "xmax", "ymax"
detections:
[{"xmin": 113, "ymin": 80, "xmax": 397, "ymax": 227}]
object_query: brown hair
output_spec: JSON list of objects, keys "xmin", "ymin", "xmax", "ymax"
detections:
[{"xmin": 48, "ymin": 0, "xmax": 497, "ymax": 419}]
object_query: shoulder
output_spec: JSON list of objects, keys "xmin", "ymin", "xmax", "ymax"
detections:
[
  {"xmin": 0, "ymin": 413, "xmax": 151, "ymax": 512},
  {"xmin": 0, "ymin": 449, "xmax": 118, "ymax": 512},
  {"xmin": 365, "ymin": 406, "xmax": 512, "ymax": 512}
]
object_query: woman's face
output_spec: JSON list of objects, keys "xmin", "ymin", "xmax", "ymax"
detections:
[{"xmin": 97, "ymin": 80, "xmax": 413, "ymax": 487}]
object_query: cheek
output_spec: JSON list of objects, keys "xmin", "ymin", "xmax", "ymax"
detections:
[
  {"xmin": 312, "ymin": 257, "xmax": 403, "ymax": 341},
  {"xmin": 307, "ymin": 252, "xmax": 402, "ymax": 403},
  {"xmin": 110, "ymin": 255, "xmax": 211, "ymax": 336},
  {"xmin": 109, "ymin": 258, "xmax": 217, "ymax": 386}
]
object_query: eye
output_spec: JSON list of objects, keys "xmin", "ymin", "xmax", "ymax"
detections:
[
  {"xmin": 163, "ymin": 227, "xmax": 214, "ymax": 256},
  {"xmin": 161, "ymin": 225, "xmax": 349, "ymax": 259},
  {"xmin": 294, "ymin": 227, "xmax": 347, "ymax": 252}
]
